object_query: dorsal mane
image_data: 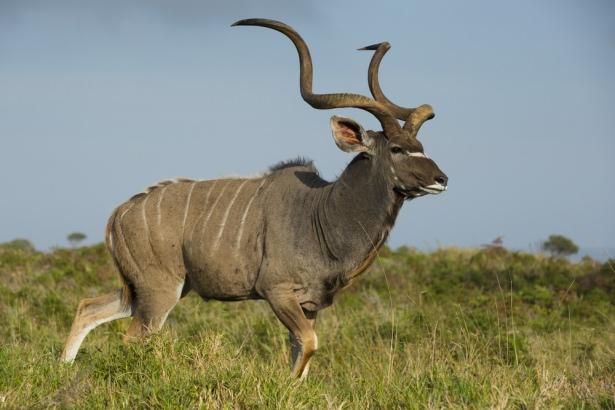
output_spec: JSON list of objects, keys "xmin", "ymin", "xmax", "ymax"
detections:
[
  {"xmin": 146, "ymin": 178, "xmax": 194, "ymax": 193},
  {"xmin": 268, "ymin": 157, "xmax": 316, "ymax": 173},
  {"xmin": 129, "ymin": 178, "xmax": 195, "ymax": 201}
]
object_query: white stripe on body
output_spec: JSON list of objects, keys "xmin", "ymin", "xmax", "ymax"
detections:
[
  {"xmin": 235, "ymin": 179, "xmax": 267, "ymax": 253},
  {"xmin": 188, "ymin": 181, "xmax": 217, "ymax": 244},
  {"xmin": 200, "ymin": 181, "xmax": 230, "ymax": 242},
  {"xmin": 181, "ymin": 182, "xmax": 197, "ymax": 240},
  {"xmin": 106, "ymin": 222, "xmax": 114, "ymax": 251},
  {"xmin": 141, "ymin": 194, "xmax": 151, "ymax": 240},
  {"xmin": 212, "ymin": 180, "xmax": 248, "ymax": 252},
  {"xmin": 142, "ymin": 188, "xmax": 177, "ymax": 279},
  {"xmin": 115, "ymin": 202, "xmax": 147, "ymax": 277},
  {"xmin": 119, "ymin": 202, "xmax": 134, "ymax": 220},
  {"xmin": 156, "ymin": 185, "xmax": 168, "ymax": 226}
]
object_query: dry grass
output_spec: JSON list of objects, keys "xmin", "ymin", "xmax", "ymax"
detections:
[{"xmin": 0, "ymin": 241, "xmax": 614, "ymax": 408}]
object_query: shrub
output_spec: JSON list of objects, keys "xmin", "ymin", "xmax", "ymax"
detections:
[
  {"xmin": 541, "ymin": 234, "xmax": 579, "ymax": 257},
  {"xmin": 67, "ymin": 232, "xmax": 87, "ymax": 248},
  {"xmin": 0, "ymin": 239, "xmax": 36, "ymax": 253}
]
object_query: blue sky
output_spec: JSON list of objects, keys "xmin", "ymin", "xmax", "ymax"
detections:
[{"xmin": 1, "ymin": 1, "xmax": 614, "ymax": 257}]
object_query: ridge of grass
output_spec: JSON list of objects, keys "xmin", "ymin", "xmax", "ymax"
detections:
[{"xmin": 0, "ymin": 241, "xmax": 613, "ymax": 408}]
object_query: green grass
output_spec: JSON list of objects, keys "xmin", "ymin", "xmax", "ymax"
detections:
[{"xmin": 1, "ymin": 241, "xmax": 614, "ymax": 408}]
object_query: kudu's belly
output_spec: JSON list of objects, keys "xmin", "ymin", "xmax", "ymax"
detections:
[
  {"xmin": 184, "ymin": 253, "xmax": 262, "ymax": 301},
  {"xmin": 181, "ymin": 210, "xmax": 265, "ymax": 301}
]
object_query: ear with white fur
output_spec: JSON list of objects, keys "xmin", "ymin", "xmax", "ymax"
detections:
[{"xmin": 329, "ymin": 116, "xmax": 374, "ymax": 153}]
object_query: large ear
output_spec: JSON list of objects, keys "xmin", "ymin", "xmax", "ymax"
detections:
[{"xmin": 330, "ymin": 116, "xmax": 374, "ymax": 153}]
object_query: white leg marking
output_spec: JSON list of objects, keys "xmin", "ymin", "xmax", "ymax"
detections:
[
  {"xmin": 62, "ymin": 305, "xmax": 131, "ymax": 363},
  {"xmin": 175, "ymin": 281, "xmax": 184, "ymax": 300},
  {"xmin": 235, "ymin": 179, "xmax": 266, "ymax": 252},
  {"xmin": 181, "ymin": 182, "xmax": 197, "ymax": 240},
  {"xmin": 213, "ymin": 180, "xmax": 247, "ymax": 251},
  {"xmin": 299, "ymin": 361, "xmax": 311, "ymax": 380},
  {"xmin": 159, "ymin": 281, "xmax": 185, "ymax": 326},
  {"xmin": 156, "ymin": 185, "xmax": 168, "ymax": 226},
  {"xmin": 295, "ymin": 334, "xmax": 317, "ymax": 380}
]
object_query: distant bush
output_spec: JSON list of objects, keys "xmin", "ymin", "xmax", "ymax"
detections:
[
  {"xmin": 577, "ymin": 259, "xmax": 615, "ymax": 300},
  {"xmin": 0, "ymin": 238, "xmax": 36, "ymax": 253},
  {"xmin": 67, "ymin": 232, "xmax": 87, "ymax": 248},
  {"xmin": 541, "ymin": 234, "xmax": 579, "ymax": 257}
]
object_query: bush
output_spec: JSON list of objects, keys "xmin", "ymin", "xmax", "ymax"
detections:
[
  {"xmin": 541, "ymin": 234, "xmax": 579, "ymax": 257},
  {"xmin": 67, "ymin": 232, "xmax": 87, "ymax": 248},
  {"xmin": 0, "ymin": 239, "xmax": 37, "ymax": 253}
]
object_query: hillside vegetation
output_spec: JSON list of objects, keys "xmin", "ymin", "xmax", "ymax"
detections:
[{"xmin": 0, "ymin": 240, "xmax": 614, "ymax": 408}]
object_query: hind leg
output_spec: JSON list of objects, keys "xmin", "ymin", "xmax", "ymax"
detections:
[
  {"xmin": 122, "ymin": 280, "xmax": 185, "ymax": 342},
  {"xmin": 60, "ymin": 288, "xmax": 132, "ymax": 363}
]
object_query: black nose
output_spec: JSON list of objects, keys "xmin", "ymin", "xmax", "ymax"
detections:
[{"xmin": 435, "ymin": 175, "xmax": 448, "ymax": 186}]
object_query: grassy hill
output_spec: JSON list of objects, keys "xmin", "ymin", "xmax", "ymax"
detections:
[{"xmin": 0, "ymin": 240, "xmax": 613, "ymax": 408}]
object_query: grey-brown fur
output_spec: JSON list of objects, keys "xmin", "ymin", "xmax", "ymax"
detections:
[{"xmin": 61, "ymin": 19, "xmax": 448, "ymax": 379}]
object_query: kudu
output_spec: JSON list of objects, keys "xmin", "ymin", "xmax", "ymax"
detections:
[{"xmin": 61, "ymin": 18, "xmax": 448, "ymax": 379}]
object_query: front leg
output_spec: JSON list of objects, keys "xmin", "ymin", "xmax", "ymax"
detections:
[
  {"xmin": 265, "ymin": 288, "xmax": 318, "ymax": 379},
  {"xmin": 289, "ymin": 310, "xmax": 317, "ymax": 380}
]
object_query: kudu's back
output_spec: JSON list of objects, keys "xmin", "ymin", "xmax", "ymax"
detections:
[{"xmin": 105, "ymin": 161, "xmax": 327, "ymax": 302}]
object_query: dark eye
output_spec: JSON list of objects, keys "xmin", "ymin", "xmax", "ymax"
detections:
[{"xmin": 390, "ymin": 146, "xmax": 403, "ymax": 154}]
